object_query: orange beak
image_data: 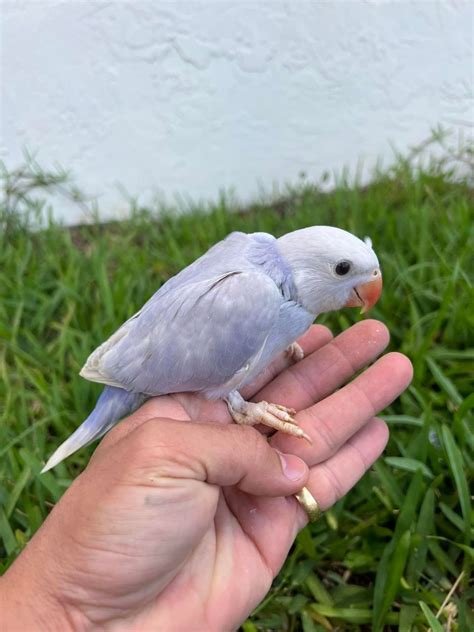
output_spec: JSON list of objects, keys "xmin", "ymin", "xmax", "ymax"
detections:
[{"xmin": 345, "ymin": 271, "xmax": 383, "ymax": 313}]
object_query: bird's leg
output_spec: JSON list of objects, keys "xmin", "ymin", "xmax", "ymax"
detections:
[
  {"xmin": 225, "ymin": 390, "xmax": 311, "ymax": 443},
  {"xmin": 285, "ymin": 342, "xmax": 304, "ymax": 364}
]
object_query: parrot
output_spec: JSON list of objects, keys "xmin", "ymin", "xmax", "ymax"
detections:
[{"xmin": 41, "ymin": 226, "xmax": 382, "ymax": 472}]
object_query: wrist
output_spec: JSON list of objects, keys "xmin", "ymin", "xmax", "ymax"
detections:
[{"xmin": 1, "ymin": 553, "xmax": 88, "ymax": 632}]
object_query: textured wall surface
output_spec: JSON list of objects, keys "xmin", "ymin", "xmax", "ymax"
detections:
[{"xmin": 1, "ymin": 1, "xmax": 473, "ymax": 224}]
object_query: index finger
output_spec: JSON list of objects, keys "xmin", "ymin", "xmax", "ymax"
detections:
[
  {"xmin": 240, "ymin": 324, "xmax": 333, "ymax": 400},
  {"xmin": 254, "ymin": 319, "xmax": 390, "ymax": 412},
  {"xmin": 272, "ymin": 352, "xmax": 413, "ymax": 463}
]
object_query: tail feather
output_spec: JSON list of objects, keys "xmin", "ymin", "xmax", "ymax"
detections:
[{"xmin": 41, "ymin": 386, "xmax": 146, "ymax": 473}]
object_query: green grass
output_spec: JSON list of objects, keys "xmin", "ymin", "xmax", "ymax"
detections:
[{"xmin": 1, "ymin": 135, "xmax": 473, "ymax": 631}]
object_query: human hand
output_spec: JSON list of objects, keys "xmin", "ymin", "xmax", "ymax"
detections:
[{"xmin": 1, "ymin": 320, "xmax": 412, "ymax": 631}]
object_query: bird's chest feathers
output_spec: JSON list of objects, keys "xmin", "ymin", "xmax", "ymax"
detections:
[
  {"xmin": 256, "ymin": 301, "xmax": 315, "ymax": 372},
  {"xmin": 204, "ymin": 301, "xmax": 314, "ymax": 399}
]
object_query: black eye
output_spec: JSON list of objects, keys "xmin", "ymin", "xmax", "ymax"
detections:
[{"xmin": 335, "ymin": 261, "xmax": 351, "ymax": 276}]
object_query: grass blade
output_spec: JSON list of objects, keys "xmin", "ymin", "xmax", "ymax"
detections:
[
  {"xmin": 384, "ymin": 456, "xmax": 433, "ymax": 479},
  {"xmin": 305, "ymin": 573, "xmax": 334, "ymax": 606},
  {"xmin": 419, "ymin": 601, "xmax": 445, "ymax": 632},
  {"xmin": 372, "ymin": 460, "xmax": 404, "ymax": 507},
  {"xmin": 426, "ymin": 357, "xmax": 463, "ymax": 406},
  {"xmin": 373, "ymin": 530, "xmax": 411, "ymax": 631},
  {"xmin": 441, "ymin": 425, "xmax": 471, "ymax": 540},
  {"xmin": 0, "ymin": 507, "xmax": 17, "ymax": 556},
  {"xmin": 4, "ymin": 466, "xmax": 31, "ymax": 518}
]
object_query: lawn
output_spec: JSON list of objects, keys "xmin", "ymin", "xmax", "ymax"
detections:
[{"xmin": 1, "ymin": 134, "xmax": 473, "ymax": 631}]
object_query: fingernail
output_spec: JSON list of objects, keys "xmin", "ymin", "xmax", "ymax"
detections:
[{"xmin": 277, "ymin": 451, "xmax": 307, "ymax": 481}]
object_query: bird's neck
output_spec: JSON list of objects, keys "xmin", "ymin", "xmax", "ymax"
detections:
[
  {"xmin": 248, "ymin": 233, "xmax": 299, "ymax": 303},
  {"xmin": 275, "ymin": 230, "xmax": 323, "ymax": 315}
]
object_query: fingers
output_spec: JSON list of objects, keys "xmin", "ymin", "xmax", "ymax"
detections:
[
  {"xmin": 99, "ymin": 320, "xmax": 393, "ymax": 457},
  {"xmin": 99, "ymin": 324, "xmax": 334, "ymax": 452},
  {"xmin": 294, "ymin": 418, "xmax": 389, "ymax": 528},
  {"xmin": 255, "ymin": 319, "xmax": 390, "ymax": 412},
  {"xmin": 110, "ymin": 419, "xmax": 310, "ymax": 498},
  {"xmin": 271, "ymin": 352, "xmax": 413, "ymax": 464},
  {"xmin": 240, "ymin": 324, "xmax": 333, "ymax": 399}
]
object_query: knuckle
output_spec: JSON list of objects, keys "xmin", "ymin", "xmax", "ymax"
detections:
[
  {"xmin": 289, "ymin": 365, "xmax": 317, "ymax": 403},
  {"xmin": 128, "ymin": 419, "xmax": 174, "ymax": 463},
  {"xmin": 249, "ymin": 429, "xmax": 271, "ymax": 464},
  {"xmin": 227, "ymin": 422, "xmax": 254, "ymax": 441},
  {"xmin": 228, "ymin": 423, "xmax": 268, "ymax": 465},
  {"xmin": 126, "ymin": 421, "xmax": 193, "ymax": 481},
  {"xmin": 320, "ymin": 463, "xmax": 345, "ymax": 503},
  {"xmin": 133, "ymin": 418, "xmax": 163, "ymax": 445},
  {"xmin": 352, "ymin": 382, "xmax": 377, "ymax": 418},
  {"xmin": 312, "ymin": 414, "xmax": 338, "ymax": 455}
]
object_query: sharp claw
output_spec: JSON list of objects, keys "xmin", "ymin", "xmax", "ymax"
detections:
[{"xmin": 281, "ymin": 424, "xmax": 312, "ymax": 444}]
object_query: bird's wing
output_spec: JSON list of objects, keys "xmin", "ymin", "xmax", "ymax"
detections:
[{"xmin": 80, "ymin": 270, "xmax": 282, "ymax": 395}]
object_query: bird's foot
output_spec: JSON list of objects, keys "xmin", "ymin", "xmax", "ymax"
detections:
[
  {"xmin": 227, "ymin": 398, "xmax": 312, "ymax": 443},
  {"xmin": 285, "ymin": 342, "xmax": 304, "ymax": 364}
]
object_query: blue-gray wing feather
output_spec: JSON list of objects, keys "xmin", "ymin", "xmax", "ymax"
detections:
[{"xmin": 81, "ymin": 262, "xmax": 283, "ymax": 395}]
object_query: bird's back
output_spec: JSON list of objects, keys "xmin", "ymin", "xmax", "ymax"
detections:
[{"xmin": 80, "ymin": 231, "xmax": 298, "ymax": 396}]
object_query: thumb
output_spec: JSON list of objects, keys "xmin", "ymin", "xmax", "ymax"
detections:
[{"xmin": 113, "ymin": 418, "xmax": 310, "ymax": 497}]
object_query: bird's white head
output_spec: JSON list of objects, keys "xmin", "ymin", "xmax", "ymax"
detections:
[{"xmin": 276, "ymin": 226, "xmax": 382, "ymax": 315}]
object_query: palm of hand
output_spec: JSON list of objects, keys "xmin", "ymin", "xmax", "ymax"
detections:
[
  {"xmin": 33, "ymin": 322, "xmax": 411, "ymax": 631},
  {"xmin": 64, "ymin": 391, "xmax": 298, "ymax": 630}
]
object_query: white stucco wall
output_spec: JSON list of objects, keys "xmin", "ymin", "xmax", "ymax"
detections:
[{"xmin": 1, "ymin": 1, "xmax": 473, "ymax": 224}]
